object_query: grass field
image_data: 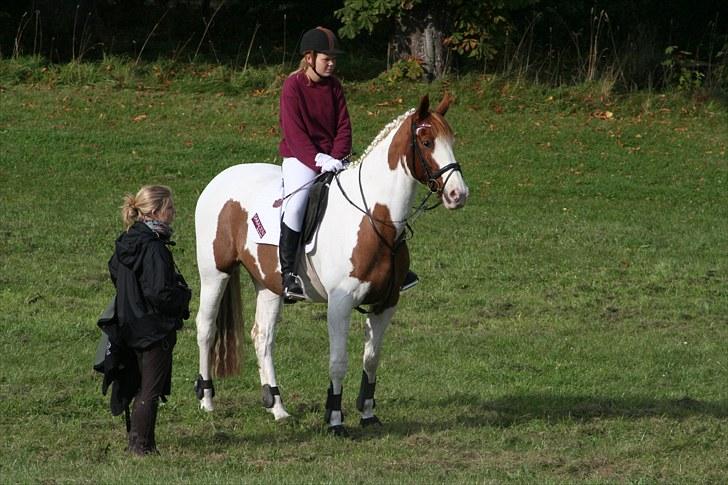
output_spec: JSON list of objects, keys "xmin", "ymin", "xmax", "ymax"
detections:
[{"xmin": 1, "ymin": 61, "xmax": 727, "ymax": 483}]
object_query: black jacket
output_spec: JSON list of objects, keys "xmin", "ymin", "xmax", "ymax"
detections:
[{"xmin": 108, "ymin": 222, "xmax": 191, "ymax": 349}]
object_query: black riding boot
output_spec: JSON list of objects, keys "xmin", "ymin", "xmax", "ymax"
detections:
[
  {"xmin": 279, "ymin": 222, "xmax": 305, "ymax": 302},
  {"xmin": 401, "ymin": 270, "xmax": 419, "ymax": 292}
]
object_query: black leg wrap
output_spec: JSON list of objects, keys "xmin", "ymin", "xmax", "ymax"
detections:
[
  {"xmin": 324, "ymin": 382, "xmax": 343, "ymax": 424},
  {"xmin": 195, "ymin": 374, "xmax": 215, "ymax": 400},
  {"xmin": 329, "ymin": 425, "xmax": 349, "ymax": 437},
  {"xmin": 356, "ymin": 370, "xmax": 376, "ymax": 412},
  {"xmin": 261, "ymin": 384, "xmax": 280, "ymax": 409}
]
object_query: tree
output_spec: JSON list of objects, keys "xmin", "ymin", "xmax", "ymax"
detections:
[{"xmin": 335, "ymin": 0, "xmax": 537, "ymax": 79}]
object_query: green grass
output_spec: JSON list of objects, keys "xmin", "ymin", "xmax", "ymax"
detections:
[{"xmin": 1, "ymin": 60, "xmax": 727, "ymax": 483}]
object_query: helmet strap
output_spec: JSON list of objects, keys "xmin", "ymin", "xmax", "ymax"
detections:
[{"xmin": 307, "ymin": 52, "xmax": 323, "ymax": 80}]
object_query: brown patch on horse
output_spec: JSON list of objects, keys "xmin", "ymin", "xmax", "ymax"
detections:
[
  {"xmin": 387, "ymin": 107, "xmax": 454, "ymax": 186},
  {"xmin": 349, "ymin": 203, "xmax": 410, "ymax": 312},
  {"xmin": 213, "ymin": 200, "xmax": 283, "ymax": 294},
  {"xmin": 257, "ymin": 244, "xmax": 283, "ymax": 294},
  {"xmin": 213, "ymin": 200, "xmax": 248, "ymax": 273},
  {"xmin": 387, "ymin": 118, "xmax": 411, "ymax": 172}
]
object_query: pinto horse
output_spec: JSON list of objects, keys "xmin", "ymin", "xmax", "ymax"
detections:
[{"xmin": 194, "ymin": 94, "xmax": 469, "ymax": 434}]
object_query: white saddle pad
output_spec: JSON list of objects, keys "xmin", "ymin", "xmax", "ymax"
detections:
[
  {"xmin": 247, "ymin": 176, "xmax": 319, "ymax": 255},
  {"xmin": 247, "ymin": 177, "xmax": 282, "ymax": 246}
]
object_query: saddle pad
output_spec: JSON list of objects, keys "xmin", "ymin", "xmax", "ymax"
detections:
[
  {"xmin": 247, "ymin": 177, "xmax": 283, "ymax": 246},
  {"xmin": 247, "ymin": 172, "xmax": 329, "ymax": 254}
]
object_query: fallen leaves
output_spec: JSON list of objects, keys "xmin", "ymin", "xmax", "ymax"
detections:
[
  {"xmin": 376, "ymin": 98, "xmax": 403, "ymax": 107},
  {"xmin": 591, "ymin": 110, "xmax": 614, "ymax": 120}
]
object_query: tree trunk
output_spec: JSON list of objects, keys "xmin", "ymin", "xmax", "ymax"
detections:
[{"xmin": 391, "ymin": 6, "xmax": 447, "ymax": 80}]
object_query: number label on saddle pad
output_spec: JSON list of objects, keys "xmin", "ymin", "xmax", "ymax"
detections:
[{"xmin": 252, "ymin": 213, "xmax": 266, "ymax": 238}]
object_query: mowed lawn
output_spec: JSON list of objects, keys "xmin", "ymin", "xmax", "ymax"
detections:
[{"xmin": 1, "ymin": 68, "xmax": 727, "ymax": 482}]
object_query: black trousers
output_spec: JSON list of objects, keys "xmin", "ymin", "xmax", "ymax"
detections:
[{"xmin": 128, "ymin": 332, "xmax": 176, "ymax": 455}]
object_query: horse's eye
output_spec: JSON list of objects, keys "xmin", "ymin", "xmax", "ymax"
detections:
[{"xmin": 422, "ymin": 140, "xmax": 432, "ymax": 148}]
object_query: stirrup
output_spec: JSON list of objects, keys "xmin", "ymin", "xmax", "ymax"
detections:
[
  {"xmin": 400, "ymin": 270, "xmax": 419, "ymax": 292},
  {"xmin": 283, "ymin": 273, "xmax": 306, "ymax": 302}
]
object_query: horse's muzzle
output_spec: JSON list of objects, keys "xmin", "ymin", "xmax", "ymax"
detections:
[{"xmin": 443, "ymin": 185, "xmax": 469, "ymax": 209}]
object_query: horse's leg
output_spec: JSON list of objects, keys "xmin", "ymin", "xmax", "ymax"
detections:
[
  {"xmin": 324, "ymin": 292, "xmax": 354, "ymax": 434},
  {"xmin": 358, "ymin": 305, "xmax": 396, "ymax": 426},
  {"xmin": 251, "ymin": 281, "xmax": 290, "ymax": 420},
  {"xmin": 195, "ymin": 271, "xmax": 230, "ymax": 412}
]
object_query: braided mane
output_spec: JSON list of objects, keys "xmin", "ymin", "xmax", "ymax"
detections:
[{"xmin": 349, "ymin": 109, "xmax": 415, "ymax": 168}]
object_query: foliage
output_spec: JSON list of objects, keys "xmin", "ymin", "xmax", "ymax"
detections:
[
  {"xmin": 0, "ymin": 0, "xmax": 343, "ymax": 64},
  {"xmin": 506, "ymin": 1, "xmax": 728, "ymax": 90},
  {"xmin": 1, "ymin": 60, "xmax": 728, "ymax": 481},
  {"xmin": 442, "ymin": 0, "xmax": 537, "ymax": 61},
  {"xmin": 335, "ymin": 0, "xmax": 402, "ymax": 38},
  {"xmin": 2, "ymin": 2, "xmax": 727, "ymax": 89},
  {"xmin": 376, "ymin": 57, "xmax": 425, "ymax": 84},
  {"xmin": 337, "ymin": 0, "xmax": 537, "ymax": 61},
  {"xmin": 660, "ymin": 45, "xmax": 717, "ymax": 92}
]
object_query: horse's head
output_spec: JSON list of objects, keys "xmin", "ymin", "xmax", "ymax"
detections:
[{"xmin": 390, "ymin": 94, "xmax": 469, "ymax": 209}]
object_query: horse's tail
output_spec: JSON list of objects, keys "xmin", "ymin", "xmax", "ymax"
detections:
[{"xmin": 212, "ymin": 266, "xmax": 244, "ymax": 378}]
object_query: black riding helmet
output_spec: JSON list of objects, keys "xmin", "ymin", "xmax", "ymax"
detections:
[{"xmin": 299, "ymin": 27, "xmax": 344, "ymax": 56}]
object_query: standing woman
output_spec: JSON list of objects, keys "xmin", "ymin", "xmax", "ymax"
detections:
[
  {"xmin": 278, "ymin": 26, "xmax": 352, "ymax": 302},
  {"xmin": 108, "ymin": 185, "xmax": 191, "ymax": 455}
]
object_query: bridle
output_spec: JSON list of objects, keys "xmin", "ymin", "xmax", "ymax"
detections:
[{"xmin": 411, "ymin": 119, "xmax": 462, "ymax": 198}]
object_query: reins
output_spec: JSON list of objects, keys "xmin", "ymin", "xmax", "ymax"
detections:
[{"xmin": 273, "ymin": 171, "xmax": 330, "ymax": 208}]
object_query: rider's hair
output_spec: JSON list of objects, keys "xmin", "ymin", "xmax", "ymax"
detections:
[
  {"xmin": 291, "ymin": 52, "xmax": 313, "ymax": 77},
  {"xmin": 120, "ymin": 185, "xmax": 174, "ymax": 230}
]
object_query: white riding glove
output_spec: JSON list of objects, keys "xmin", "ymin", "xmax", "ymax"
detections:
[{"xmin": 315, "ymin": 153, "xmax": 344, "ymax": 173}]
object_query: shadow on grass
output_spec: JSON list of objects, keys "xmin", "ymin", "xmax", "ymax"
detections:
[
  {"xmin": 412, "ymin": 393, "xmax": 728, "ymax": 431},
  {"xmin": 174, "ymin": 393, "xmax": 728, "ymax": 447},
  {"xmin": 174, "ymin": 412, "xmax": 344, "ymax": 449},
  {"xmin": 349, "ymin": 393, "xmax": 728, "ymax": 439}
]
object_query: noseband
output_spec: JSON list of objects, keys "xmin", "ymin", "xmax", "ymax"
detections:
[{"xmin": 411, "ymin": 120, "xmax": 462, "ymax": 194}]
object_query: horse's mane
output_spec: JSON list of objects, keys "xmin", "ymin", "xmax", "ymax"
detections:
[{"xmin": 349, "ymin": 108, "xmax": 415, "ymax": 167}]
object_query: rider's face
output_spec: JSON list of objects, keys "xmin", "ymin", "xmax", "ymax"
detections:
[{"xmin": 308, "ymin": 53, "xmax": 336, "ymax": 78}]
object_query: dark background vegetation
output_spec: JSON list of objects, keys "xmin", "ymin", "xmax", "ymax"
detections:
[{"xmin": 1, "ymin": 1, "xmax": 727, "ymax": 90}]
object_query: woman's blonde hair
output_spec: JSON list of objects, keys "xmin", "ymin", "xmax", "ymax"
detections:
[{"xmin": 120, "ymin": 185, "xmax": 174, "ymax": 230}]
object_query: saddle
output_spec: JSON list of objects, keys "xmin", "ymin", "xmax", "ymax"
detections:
[{"xmin": 300, "ymin": 171, "xmax": 335, "ymax": 247}]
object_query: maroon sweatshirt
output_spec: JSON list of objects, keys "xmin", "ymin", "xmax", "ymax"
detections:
[{"xmin": 278, "ymin": 71, "xmax": 352, "ymax": 172}]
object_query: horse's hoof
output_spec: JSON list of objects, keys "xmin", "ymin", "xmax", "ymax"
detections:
[
  {"xmin": 199, "ymin": 398, "xmax": 215, "ymax": 412},
  {"xmin": 268, "ymin": 408, "xmax": 291, "ymax": 421},
  {"xmin": 328, "ymin": 425, "xmax": 349, "ymax": 437},
  {"xmin": 360, "ymin": 416, "xmax": 382, "ymax": 427}
]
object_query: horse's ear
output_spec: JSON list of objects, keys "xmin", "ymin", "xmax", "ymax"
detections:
[
  {"xmin": 434, "ymin": 93, "xmax": 453, "ymax": 116},
  {"xmin": 416, "ymin": 95, "xmax": 430, "ymax": 120}
]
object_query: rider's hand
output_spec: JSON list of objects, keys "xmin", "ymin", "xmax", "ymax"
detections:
[{"xmin": 315, "ymin": 153, "xmax": 344, "ymax": 173}]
